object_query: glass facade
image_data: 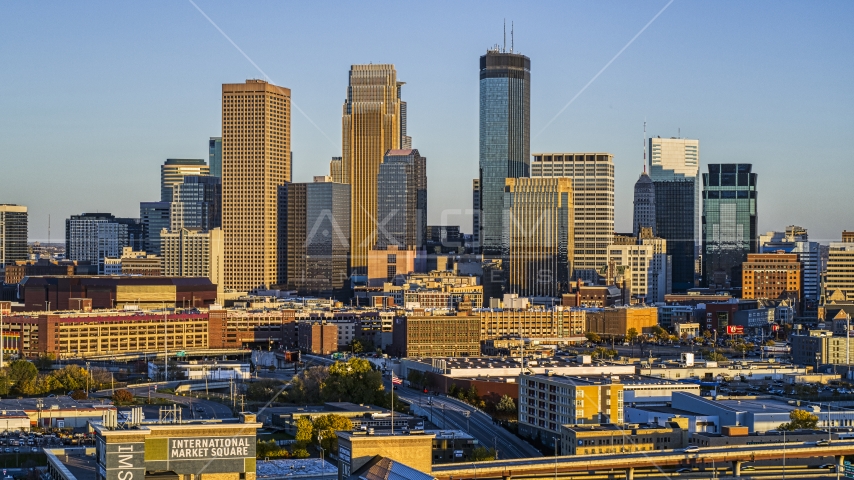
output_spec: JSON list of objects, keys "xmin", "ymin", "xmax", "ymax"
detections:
[
  {"xmin": 284, "ymin": 181, "xmax": 351, "ymax": 300},
  {"xmin": 0, "ymin": 205, "xmax": 28, "ymax": 266},
  {"xmin": 375, "ymin": 149, "xmax": 427, "ymax": 250},
  {"xmin": 66, "ymin": 213, "xmax": 144, "ymax": 270},
  {"xmin": 702, "ymin": 163, "xmax": 758, "ymax": 289},
  {"xmin": 209, "ymin": 137, "xmax": 222, "ymax": 178},
  {"xmin": 139, "ymin": 202, "xmax": 170, "ymax": 256},
  {"xmin": 648, "ymin": 137, "xmax": 700, "ymax": 292},
  {"xmin": 653, "ymin": 180, "xmax": 696, "ymax": 292},
  {"xmin": 478, "ymin": 51, "xmax": 530, "ymax": 256},
  {"xmin": 170, "ymin": 175, "xmax": 222, "ymax": 232}
]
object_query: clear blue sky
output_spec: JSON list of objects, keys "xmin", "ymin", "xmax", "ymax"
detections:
[{"xmin": 1, "ymin": 1, "xmax": 852, "ymax": 243}]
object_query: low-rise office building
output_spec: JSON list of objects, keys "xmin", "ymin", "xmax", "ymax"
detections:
[
  {"xmin": 389, "ymin": 312, "xmax": 481, "ymax": 358},
  {"xmin": 561, "ymin": 418, "xmax": 689, "ymax": 456},
  {"xmin": 518, "ymin": 373, "xmax": 698, "ymax": 445},
  {"xmin": 584, "ymin": 306, "xmax": 658, "ymax": 337}
]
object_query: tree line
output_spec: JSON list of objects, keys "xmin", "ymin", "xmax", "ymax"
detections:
[{"xmin": 0, "ymin": 359, "xmax": 111, "ymax": 397}]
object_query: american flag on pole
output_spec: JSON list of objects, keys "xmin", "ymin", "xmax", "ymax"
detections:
[{"xmin": 392, "ymin": 373, "xmax": 403, "ymax": 385}]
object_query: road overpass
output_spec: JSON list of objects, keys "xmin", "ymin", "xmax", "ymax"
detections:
[{"xmin": 432, "ymin": 441, "xmax": 854, "ymax": 479}]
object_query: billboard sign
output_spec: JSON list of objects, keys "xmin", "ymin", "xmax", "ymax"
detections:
[{"xmin": 726, "ymin": 325, "xmax": 744, "ymax": 335}]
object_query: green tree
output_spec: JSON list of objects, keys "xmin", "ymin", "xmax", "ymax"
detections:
[
  {"xmin": 407, "ymin": 370, "xmax": 424, "ymax": 388},
  {"xmin": 288, "ymin": 365, "xmax": 329, "ymax": 404},
  {"xmin": 7, "ymin": 360, "xmax": 38, "ymax": 385},
  {"xmin": 764, "ymin": 339, "xmax": 776, "ymax": 347},
  {"xmin": 246, "ymin": 379, "xmax": 286, "ymax": 401},
  {"xmin": 585, "ymin": 332, "xmax": 601, "ymax": 344},
  {"xmin": 291, "ymin": 448, "xmax": 310, "ymax": 458},
  {"xmin": 496, "ymin": 394, "xmax": 517, "ymax": 420},
  {"xmin": 471, "ymin": 446, "xmax": 497, "ymax": 461},
  {"xmin": 0, "ymin": 372, "xmax": 10, "ymax": 396},
  {"xmin": 112, "ymin": 389, "xmax": 134, "ymax": 405},
  {"xmin": 33, "ymin": 353, "xmax": 55, "ymax": 370},
  {"xmin": 706, "ymin": 351, "xmax": 727, "ymax": 362},
  {"xmin": 294, "ymin": 417, "xmax": 314, "ymax": 447},
  {"xmin": 626, "ymin": 328, "xmax": 639, "ymax": 344},
  {"xmin": 322, "ymin": 358, "xmax": 385, "ymax": 405},
  {"xmin": 256, "ymin": 440, "xmax": 289, "ymax": 459},
  {"xmin": 779, "ymin": 409, "xmax": 819, "ymax": 431},
  {"xmin": 702, "ymin": 330, "xmax": 713, "ymax": 341},
  {"xmin": 312, "ymin": 414, "xmax": 353, "ymax": 453},
  {"xmin": 349, "ymin": 339, "xmax": 364, "ymax": 354},
  {"xmin": 52, "ymin": 365, "xmax": 89, "ymax": 392}
]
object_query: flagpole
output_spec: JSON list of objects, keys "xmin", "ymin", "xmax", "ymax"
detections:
[{"xmin": 390, "ymin": 370, "xmax": 394, "ymax": 436}]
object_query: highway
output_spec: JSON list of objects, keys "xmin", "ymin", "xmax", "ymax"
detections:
[
  {"xmin": 399, "ymin": 388, "xmax": 542, "ymax": 459},
  {"xmin": 431, "ymin": 440, "xmax": 854, "ymax": 479},
  {"xmin": 303, "ymin": 354, "xmax": 542, "ymax": 459}
]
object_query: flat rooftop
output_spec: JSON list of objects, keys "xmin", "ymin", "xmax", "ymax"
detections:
[
  {"xmin": 0, "ymin": 397, "xmax": 113, "ymax": 411},
  {"xmin": 530, "ymin": 374, "xmax": 689, "ymax": 387},
  {"xmin": 256, "ymin": 459, "xmax": 337, "ymax": 478}
]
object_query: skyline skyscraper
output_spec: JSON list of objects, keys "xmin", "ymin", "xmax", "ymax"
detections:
[
  {"xmin": 648, "ymin": 137, "xmax": 700, "ymax": 292},
  {"xmin": 221, "ymin": 79, "xmax": 291, "ymax": 290},
  {"xmin": 633, "ymin": 171, "xmax": 655, "ymax": 236},
  {"xmin": 503, "ymin": 177, "xmax": 573, "ymax": 298},
  {"xmin": 283, "ymin": 177, "xmax": 351, "ymax": 300},
  {"xmin": 139, "ymin": 201, "xmax": 170, "ymax": 256},
  {"xmin": 375, "ymin": 149, "xmax": 427, "ymax": 251},
  {"xmin": 160, "ymin": 159, "xmax": 209, "ymax": 203},
  {"xmin": 531, "ymin": 152, "xmax": 614, "ymax": 283},
  {"xmin": 170, "ymin": 175, "xmax": 222, "ymax": 232},
  {"xmin": 0, "ymin": 204, "xmax": 28, "ymax": 266},
  {"xmin": 477, "ymin": 49, "xmax": 530, "ymax": 257},
  {"xmin": 209, "ymin": 137, "xmax": 222, "ymax": 178},
  {"xmin": 65, "ymin": 213, "xmax": 144, "ymax": 272},
  {"xmin": 702, "ymin": 163, "xmax": 758, "ymax": 289},
  {"xmin": 341, "ymin": 64, "xmax": 405, "ymax": 273}
]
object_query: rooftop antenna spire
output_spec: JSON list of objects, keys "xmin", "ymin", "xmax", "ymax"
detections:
[
  {"xmin": 503, "ymin": 19, "xmax": 506, "ymax": 53},
  {"xmin": 511, "ymin": 21, "xmax": 514, "ymax": 52},
  {"xmin": 643, "ymin": 120, "xmax": 647, "ymax": 174}
]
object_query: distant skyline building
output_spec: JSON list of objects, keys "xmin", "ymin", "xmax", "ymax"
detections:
[
  {"xmin": 283, "ymin": 178, "xmax": 351, "ymax": 300},
  {"xmin": 139, "ymin": 202, "xmax": 170, "ymax": 256},
  {"xmin": 170, "ymin": 175, "xmax": 222, "ymax": 232},
  {"xmin": 375, "ymin": 149, "xmax": 427, "ymax": 250},
  {"xmin": 825, "ymin": 234, "xmax": 854, "ymax": 302},
  {"xmin": 0, "ymin": 204, "xmax": 28, "ymax": 266},
  {"xmin": 341, "ymin": 64, "xmax": 405, "ymax": 273},
  {"xmin": 760, "ymin": 228, "xmax": 819, "ymax": 306},
  {"xmin": 702, "ymin": 163, "xmax": 758, "ymax": 289},
  {"xmin": 65, "ymin": 213, "xmax": 144, "ymax": 272},
  {"xmin": 160, "ymin": 159, "xmax": 209, "ymax": 203},
  {"xmin": 477, "ymin": 49, "xmax": 530, "ymax": 257},
  {"xmin": 531, "ymin": 153, "xmax": 614, "ymax": 282},
  {"xmin": 503, "ymin": 177, "xmax": 574, "ymax": 298},
  {"xmin": 633, "ymin": 171, "xmax": 655, "ymax": 236},
  {"xmin": 161, "ymin": 227, "xmax": 223, "ymax": 294},
  {"xmin": 648, "ymin": 137, "xmax": 700, "ymax": 292},
  {"xmin": 208, "ymin": 137, "xmax": 222, "ymax": 178},
  {"xmin": 329, "ymin": 157, "xmax": 344, "ymax": 184},
  {"xmin": 222, "ymin": 79, "xmax": 291, "ymax": 290}
]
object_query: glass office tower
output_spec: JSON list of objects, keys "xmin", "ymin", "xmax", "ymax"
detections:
[
  {"xmin": 209, "ymin": 137, "xmax": 222, "ymax": 178},
  {"xmin": 170, "ymin": 175, "xmax": 222, "ymax": 231},
  {"xmin": 376, "ymin": 149, "xmax": 427, "ymax": 250},
  {"xmin": 649, "ymin": 137, "xmax": 700, "ymax": 292},
  {"xmin": 477, "ymin": 49, "xmax": 530, "ymax": 256},
  {"xmin": 702, "ymin": 163, "xmax": 758, "ymax": 289}
]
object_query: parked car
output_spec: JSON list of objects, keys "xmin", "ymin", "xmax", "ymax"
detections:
[{"xmin": 680, "ymin": 445, "xmax": 700, "ymax": 453}]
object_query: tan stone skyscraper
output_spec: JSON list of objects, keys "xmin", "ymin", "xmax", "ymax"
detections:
[
  {"xmin": 221, "ymin": 79, "xmax": 291, "ymax": 290},
  {"xmin": 341, "ymin": 64, "xmax": 404, "ymax": 272}
]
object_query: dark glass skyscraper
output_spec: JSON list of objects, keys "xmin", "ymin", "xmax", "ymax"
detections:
[
  {"xmin": 376, "ymin": 149, "xmax": 427, "ymax": 250},
  {"xmin": 139, "ymin": 202, "xmax": 170, "ymax": 256},
  {"xmin": 477, "ymin": 49, "xmax": 530, "ymax": 256},
  {"xmin": 702, "ymin": 163, "xmax": 758, "ymax": 289},
  {"xmin": 0, "ymin": 204, "xmax": 28, "ymax": 266},
  {"xmin": 649, "ymin": 137, "xmax": 700, "ymax": 292},
  {"xmin": 170, "ymin": 175, "xmax": 222, "ymax": 232},
  {"xmin": 209, "ymin": 137, "xmax": 222, "ymax": 178},
  {"xmin": 283, "ymin": 179, "xmax": 351, "ymax": 300}
]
